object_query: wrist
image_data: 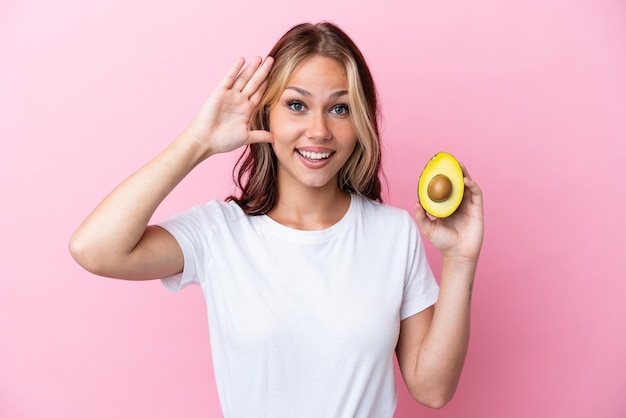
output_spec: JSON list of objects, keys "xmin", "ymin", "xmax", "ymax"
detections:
[
  {"xmin": 440, "ymin": 255, "xmax": 478, "ymax": 285},
  {"xmin": 174, "ymin": 128, "xmax": 216, "ymax": 166},
  {"xmin": 441, "ymin": 254, "xmax": 479, "ymax": 267}
]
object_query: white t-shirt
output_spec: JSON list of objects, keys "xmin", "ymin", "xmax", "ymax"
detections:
[{"xmin": 159, "ymin": 194, "xmax": 439, "ymax": 418}]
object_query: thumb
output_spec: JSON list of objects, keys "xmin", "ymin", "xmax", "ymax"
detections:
[{"xmin": 247, "ymin": 129, "xmax": 274, "ymax": 145}]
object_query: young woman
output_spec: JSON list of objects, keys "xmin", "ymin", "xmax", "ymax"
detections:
[{"xmin": 70, "ymin": 22, "xmax": 484, "ymax": 417}]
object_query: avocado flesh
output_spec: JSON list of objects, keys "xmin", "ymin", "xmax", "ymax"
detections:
[{"xmin": 418, "ymin": 152, "xmax": 464, "ymax": 218}]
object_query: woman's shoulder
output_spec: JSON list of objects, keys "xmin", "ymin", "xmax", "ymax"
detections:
[
  {"xmin": 356, "ymin": 194, "xmax": 414, "ymax": 223},
  {"xmin": 196, "ymin": 199, "xmax": 248, "ymax": 222},
  {"xmin": 165, "ymin": 199, "xmax": 247, "ymax": 227},
  {"xmin": 354, "ymin": 195, "xmax": 411, "ymax": 219}
]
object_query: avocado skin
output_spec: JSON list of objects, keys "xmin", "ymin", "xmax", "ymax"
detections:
[{"xmin": 418, "ymin": 152, "xmax": 464, "ymax": 218}]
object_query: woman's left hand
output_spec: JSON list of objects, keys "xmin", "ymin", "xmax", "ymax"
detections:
[{"xmin": 414, "ymin": 164, "xmax": 484, "ymax": 263}]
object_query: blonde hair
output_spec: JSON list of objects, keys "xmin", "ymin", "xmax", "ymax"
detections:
[{"xmin": 228, "ymin": 22, "xmax": 383, "ymax": 214}]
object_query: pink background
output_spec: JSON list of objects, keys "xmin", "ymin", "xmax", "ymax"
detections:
[{"xmin": 2, "ymin": 0, "xmax": 625, "ymax": 417}]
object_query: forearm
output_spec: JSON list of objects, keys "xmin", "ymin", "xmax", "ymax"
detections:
[
  {"xmin": 414, "ymin": 257, "xmax": 476, "ymax": 405},
  {"xmin": 69, "ymin": 131, "xmax": 209, "ymax": 274}
]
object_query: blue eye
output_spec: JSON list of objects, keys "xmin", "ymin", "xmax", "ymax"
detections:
[
  {"xmin": 288, "ymin": 100, "xmax": 305, "ymax": 112},
  {"xmin": 331, "ymin": 104, "xmax": 349, "ymax": 115}
]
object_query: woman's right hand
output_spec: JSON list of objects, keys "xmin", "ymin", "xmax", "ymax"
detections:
[{"xmin": 184, "ymin": 56, "xmax": 275, "ymax": 159}]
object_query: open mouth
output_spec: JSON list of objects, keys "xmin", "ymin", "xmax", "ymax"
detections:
[{"xmin": 297, "ymin": 149, "xmax": 333, "ymax": 161}]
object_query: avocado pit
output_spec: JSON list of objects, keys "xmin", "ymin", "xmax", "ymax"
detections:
[{"xmin": 427, "ymin": 174, "xmax": 453, "ymax": 202}]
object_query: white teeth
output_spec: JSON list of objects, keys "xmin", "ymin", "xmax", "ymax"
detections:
[{"xmin": 298, "ymin": 150, "xmax": 331, "ymax": 160}]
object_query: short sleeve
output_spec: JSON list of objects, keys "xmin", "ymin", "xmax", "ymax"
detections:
[
  {"xmin": 400, "ymin": 222, "xmax": 440, "ymax": 320},
  {"xmin": 157, "ymin": 204, "xmax": 211, "ymax": 292}
]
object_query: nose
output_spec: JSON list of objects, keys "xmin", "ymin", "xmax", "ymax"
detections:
[{"xmin": 305, "ymin": 112, "xmax": 331, "ymax": 141}]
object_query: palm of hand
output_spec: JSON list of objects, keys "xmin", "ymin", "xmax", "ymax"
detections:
[
  {"xmin": 185, "ymin": 57, "xmax": 274, "ymax": 157},
  {"xmin": 194, "ymin": 89, "xmax": 258, "ymax": 152}
]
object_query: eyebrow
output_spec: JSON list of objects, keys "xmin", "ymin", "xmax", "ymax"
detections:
[{"xmin": 285, "ymin": 86, "xmax": 348, "ymax": 99}]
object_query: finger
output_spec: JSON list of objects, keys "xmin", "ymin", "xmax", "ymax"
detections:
[
  {"xmin": 219, "ymin": 57, "xmax": 246, "ymax": 89},
  {"xmin": 242, "ymin": 56, "xmax": 274, "ymax": 99},
  {"xmin": 232, "ymin": 56, "xmax": 263, "ymax": 92},
  {"xmin": 249, "ymin": 81, "xmax": 268, "ymax": 108},
  {"xmin": 460, "ymin": 162, "xmax": 473, "ymax": 180},
  {"xmin": 464, "ymin": 176, "xmax": 483, "ymax": 206},
  {"xmin": 247, "ymin": 129, "xmax": 274, "ymax": 144},
  {"xmin": 464, "ymin": 176, "xmax": 481, "ymax": 194},
  {"xmin": 459, "ymin": 162, "xmax": 482, "ymax": 204}
]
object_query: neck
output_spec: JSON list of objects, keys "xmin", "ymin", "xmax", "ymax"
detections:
[{"xmin": 268, "ymin": 183, "xmax": 351, "ymax": 231}]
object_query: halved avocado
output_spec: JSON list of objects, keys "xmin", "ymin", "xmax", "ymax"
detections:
[{"xmin": 418, "ymin": 152, "xmax": 464, "ymax": 218}]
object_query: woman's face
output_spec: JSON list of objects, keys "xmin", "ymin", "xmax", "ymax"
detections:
[{"xmin": 268, "ymin": 55, "xmax": 357, "ymax": 194}]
